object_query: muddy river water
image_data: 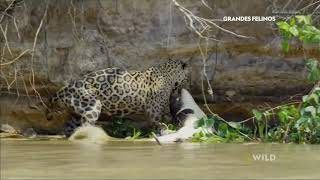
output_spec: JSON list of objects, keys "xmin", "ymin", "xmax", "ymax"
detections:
[{"xmin": 1, "ymin": 140, "xmax": 320, "ymax": 179}]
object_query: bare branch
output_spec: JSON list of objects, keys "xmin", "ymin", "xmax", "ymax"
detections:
[
  {"xmin": 312, "ymin": 4, "xmax": 320, "ymax": 15},
  {"xmin": 28, "ymin": 1, "xmax": 48, "ymax": 108},
  {"xmin": 298, "ymin": 0, "xmax": 320, "ymax": 12},
  {"xmin": 68, "ymin": 0, "xmax": 81, "ymax": 42},
  {"xmin": 0, "ymin": 23, "xmax": 13, "ymax": 56},
  {"xmin": 0, "ymin": 0, "xmax": 15, "ymax": 23},
  {"xmin": 13, "ymin": 17, "xmax": 21, "ymax": 40},
  {"xmin": 172, "ymin": 0, "xmax": 252, "ymax": 41},
  {"xmin": 201, "ymin": 0, "xmax": 213, "ymax": 11},
  {"xmin": 0, "ymin": 49, "xmax": 30, "ymax": 66}
]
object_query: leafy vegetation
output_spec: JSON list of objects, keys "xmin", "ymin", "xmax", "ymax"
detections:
[
  {"xmin": 251, "ymin": 85, "xmax": 320, "ymax": 144},
  {"xmin": 192, "ymin": 15, "xmax": 320, "ymax": 144},
  {"xmin": 269, "ymin": 16, "xmax": 320, "ymax": 143},
  {"xmin": 102, "ymin": 117, "xmax": 151, "ymax": 139},
  {"xmin": 192, "ymin": 116, "xmax": 247, "ymax": 143},
  {"xmin": 101, "ymin": 116, "xmax": 178, "ymax": 140},
  {"xmin": 276, "ymin": 15, "xmax": 320, "ymax": 52},
  {"xmin": 192, "ymin": 60, "xmax": 320, "ymax": 144}
]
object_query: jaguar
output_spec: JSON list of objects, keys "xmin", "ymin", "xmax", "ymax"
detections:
[{"xmin": 47, "ymin": 60, "xmax": 188, "ymax": 137}]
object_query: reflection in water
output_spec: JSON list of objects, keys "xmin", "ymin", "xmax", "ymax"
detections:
[{"xmin": 1, "ymin": 140, "xmax": 320, "ymax": 179}]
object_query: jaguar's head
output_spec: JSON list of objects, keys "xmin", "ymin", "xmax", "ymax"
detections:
[{"xmin": 159, "ymin": 60, "xmax": 189, "ymax": 91}]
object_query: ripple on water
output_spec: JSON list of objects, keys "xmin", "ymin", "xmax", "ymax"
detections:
[{"xmin": 1, "ymin": 140, "xmax": 320, "ymax": 179}]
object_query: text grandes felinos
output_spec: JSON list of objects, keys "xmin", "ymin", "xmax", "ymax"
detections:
[{"xmin": 223, "ymin": 16, "xmax": 276, "ymax": 22}]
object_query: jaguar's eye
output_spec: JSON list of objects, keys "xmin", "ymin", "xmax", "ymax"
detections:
[{"xmin": 174, "ymin": 82, "xmax": 179, "ymax": 87}]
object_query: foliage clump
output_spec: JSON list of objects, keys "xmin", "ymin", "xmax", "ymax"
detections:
[
  {"xmin": 253, "ymin": 85, "xmax": 320, "ymax": 144},
  {"xmin": 191, "ymin": 116, "xmax": 247, "ymax": 143},
  {"xmin": 191, "ymin": 60, "xmax": 320, "ymax": 144},
  {"xmin": 192, "ymin": 15, "xmax": 320, "ymax": 144},
  {"xmin": 276, "ymin": 15, "xmax": 320, "ymax": 52}
]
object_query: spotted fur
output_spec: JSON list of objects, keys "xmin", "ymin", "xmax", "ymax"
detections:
[{"xmin": 48, "ymin": 60, "xmax": 188, "ymax": 137}]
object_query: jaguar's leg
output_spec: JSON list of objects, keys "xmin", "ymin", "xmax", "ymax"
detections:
[
  {"xmin": 145, "ymin": 102, "xmax": 169, "ymax": 135},
  {"xmin": 63, "ymin": 90, "xmax": 102, "ymax": 137},
  {"xmin": 63, "ymin": 115, "xmax": 82, "ymax": 138},
  {"xmin": 79, "ymin": 98, "xmax": 102, "ymax": 126},
  {"xmin": 81, "ymin": 100, "xmax": 102, "ymax": 125}
]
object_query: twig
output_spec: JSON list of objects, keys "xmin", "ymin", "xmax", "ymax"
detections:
[
  {"xmin": 0, "ymin": 0, "xmax": 15, "ymax": 23},
  {"xmin": 0, "ymin": 49, "xmax": 30, "ymax": 66},
  {"xmin": 0, "ymin": 23, "xmax": 13, "ymax": 56},
  {"xmin": 68, "ymin": 0, "xmax": 81, "ymax": 42},
  {"xmin": 201, "ymin": 0, "xmax": 212, "ymax": 11},
  {"xmin": 172, "ymin": 0, "xmax": 252, "ymax": 41},
  {"xmin": 198, "ymin": 39, "xmax": 214, "ymax": 98},
  {"xmin": 166, "ymin": 0, "xmax": 173, "ymax": 48},
  {"xmin": 7, "ymin": 66, "xmax": 17, "ymax": 90},
  {"xmin": 0, "ymin": 70, "xmax": 10, "ymax": 88},
  {"xmin": 282, "ymin": 120, "xmax": 294, "ymax": 143},
  {"xmin": 151, "ymin": 132, "xmax": 162, "ymax": 146},
  {"xmin": 13, "ymin": 66, "xmax": 20, "ymax": 104},
  {"xmin": 237, "ymin": 101, "xmax": 301, "ymax": 124},
  {"xmin": 13, "ymin": 17, "xmax": 21, "ymax": 41},
  {"xmin": 298, "ymin": 0, "xmax": 320, "ymax": 12},
  {"xmin": 29, "ymin": 1, "xmax": 48, "ymax": 108},
  {"xmin": 22, "ymin": 76, "xmax": 31, "ymax": 102}
]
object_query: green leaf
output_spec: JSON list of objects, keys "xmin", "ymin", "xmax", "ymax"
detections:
[
  {"xmin": 196, "ymin": 118, "xmax": 205, "ymax": 128},
  {"xmin": 296, "ymin": 117, "xmax": 307, "ymax": 127},
  {"xmin": 252, "ymin": 109, "xmax": 263, "ymax": 121},
  {"xmin": 296, "ymin": 15, "xmax": 311, "ymax": 25},
  {"xmin": 302, "ymin": 95, "xmax": 308, "ymax": 102},
  {"xmin": 306, "ymin": 59, "xmax": 320, "ymax": 82},
  {"xmin": 304, "ymin": 106, "xmax": 317, "ymax": 117},
  {"xmin": 278, "ymin": 110, "xmax": 288, "ymax": 124},
  {"xmin": 276, "ymin": 21, "xmax": 290, "ymax": 31},
  {"xmin": 308, "ymin": 93, "xmax": 319, "ymax": 105},
  {"xmin": 258, "ymin": 123, "xmax": 264, "ymax": 139},
  {"xmin": 305, "ymin": 15, "xmax": 312, "ymax": 25},
  {"xmin": 290, "ymin": 18, "xmax": 296, "ymax": 26},
  {"xmin": 289, "ymin": 26, "xmax": 299, "ymax": 36},
  {"xmin": 228, "ymin": 122, "xmax": 241, "ymax": 129},
  {"xmin": 305, "ymin": 127, "xmax": 311, "ymax": 133},
  {"xmin": 314, "ymin": 35, "xmax": 320, "ymax": 42},
  {"xmin": 281, "ymin": 40, "xmax": 290, "ymax": 53},
  {"xmin": 306, "ymin": 59, "xmax": 318, "ymax": 70},
  {"xmin": 307, "ymin": 68, "xmax": 320, "ymax": 82},
  {"xmin": 196, "ymin": 118, "xmax": 215, "ymax": 129},
  {"xmin": 205, "ymin": 118, "xmax": 215, "ymax": 128},
  {"xmin": 218, "ymin": 123, "xmax": 228, "ymax": 132}
]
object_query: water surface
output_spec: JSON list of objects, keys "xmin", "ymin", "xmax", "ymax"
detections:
[{"xmin": 1, "ymin": 140, "xmax": 320, "ymax": 179}]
